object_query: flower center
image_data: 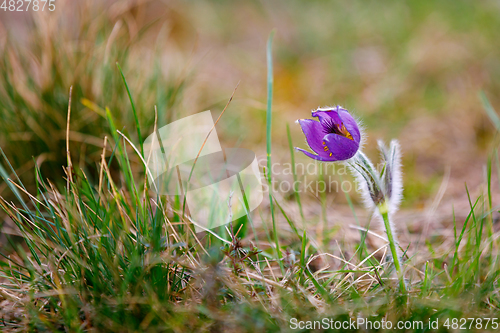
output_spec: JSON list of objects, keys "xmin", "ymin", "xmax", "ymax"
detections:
[{"xmin": 322, "ymin": 119, "xmax": 354, "ymax": 140}]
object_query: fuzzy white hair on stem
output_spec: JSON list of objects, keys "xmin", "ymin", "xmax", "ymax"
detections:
[
  {"xmin": 347, "ymin": 141, "xmax": 404, "ymax": 260},
  {"xmin": 379, "ymin": 139, "xmax": 403, "ymax": 215}
]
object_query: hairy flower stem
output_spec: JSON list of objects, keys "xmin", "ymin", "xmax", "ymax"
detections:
[{"xmin": 379, "ymin": 202, "xmax": 406, "ymax": 293}]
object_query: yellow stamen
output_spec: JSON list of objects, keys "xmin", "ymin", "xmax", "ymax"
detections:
[
  {"xmin": 329, "ymin": 153, "xmax": 332, "ymax": 157},
  {"xmin": 340, "ymin": 124, "xmax": 354, "ymax": 140},
  {"xmin": 323, "ymin": 146, "xmax": 328, "ymax": 151}
]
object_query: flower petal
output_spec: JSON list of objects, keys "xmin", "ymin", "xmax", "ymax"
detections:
[
  {"xmin": 311, "ymin": 108, "xmax": 342, "ymax": 128},
  {"xmin": 324, "ymin": 133, "xmax": 359, "ymax": 161},
  {"xmin": 297, "ymin": 119, "xmax": 328, "ymax": 155},
  {"xmin": 294, "ymin": 148, "xmax": 338, "ymax": 161},
  {"xmin": 337, "ymin": 109, "xmax": 361, "ymax": 143}
]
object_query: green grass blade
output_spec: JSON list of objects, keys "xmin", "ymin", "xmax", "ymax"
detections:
[
  {"xmin": 300, "ymin": 229, "xmax": 307, "ymax": 269},
  {"xmin": 421, "ymin": 261, "xmax": 430, "ymax": 296},
  {"xmin": 117, "ymin": 62, "xmax": 144, "ymax": 156},
  {"xmin": 272, "ymin": 194, "xmax": 300, "ymax": 239},
  {"xmin": 286, "ymin": 123, "xmax": 304, "ymax": 224},
  {"xmin": 450, "ymin": 194, "xmax": 479, "ymax": 274},
  {"xmin": 305, "ymin": 268, "xmax": 333, "ymax": 303},
  {"xmin": 480, "ymin": 91, "xmax": 500, "ymax": 131}
]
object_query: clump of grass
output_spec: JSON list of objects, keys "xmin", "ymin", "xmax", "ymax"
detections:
[{"xmin": 0, "ymin": 1, "xmax": 188, "ymax": 195}]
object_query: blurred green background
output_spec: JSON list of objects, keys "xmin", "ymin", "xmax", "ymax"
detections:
[{"xmin": 1, "ymin": 0, "xmax": 499, "ymax": 208}]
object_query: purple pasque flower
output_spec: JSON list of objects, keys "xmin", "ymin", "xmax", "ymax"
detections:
[{"xmin": 295, "ymin": 106, "xmax": 361, "ymax": 162}]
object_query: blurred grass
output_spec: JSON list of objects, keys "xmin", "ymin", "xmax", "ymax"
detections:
[{"xmin": 0, "ymin": 1, "xmax": 189, "ymax": 194}]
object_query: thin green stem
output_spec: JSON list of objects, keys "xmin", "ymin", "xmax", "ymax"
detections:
[
  {"xmin": 380, "ymin": 204, "xmax": 407, "ymax": 293},
  {"xmin": 266, "ymin": 30, "xmax": 283, "ymax": 274}
]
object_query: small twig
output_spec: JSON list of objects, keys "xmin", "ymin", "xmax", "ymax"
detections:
[{"xmin": 244, "ymin": 270, "xmax": 293, "ymax": 291}]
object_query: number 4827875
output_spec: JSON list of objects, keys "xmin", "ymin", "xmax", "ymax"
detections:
[{"xmin": 1, "ymin": 0, "xmax": 56, "ymax": 11}]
